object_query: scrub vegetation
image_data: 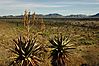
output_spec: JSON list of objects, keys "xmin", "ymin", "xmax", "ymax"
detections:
[{"xmin": 0, "ymin": 10, "xmax": 99, "ymax": 66}]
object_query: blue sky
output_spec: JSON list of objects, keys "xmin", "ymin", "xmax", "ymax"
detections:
[{"xmin": 0, "ymin": 0, "xmax": 99, "ymax": 16}]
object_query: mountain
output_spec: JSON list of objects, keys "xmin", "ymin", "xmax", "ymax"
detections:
[
  {"xmin": 37, "ymin": 14, "xmax": 88, "ymax": 18},
  {"xmin": 1, "ymin": 13, "xmax": 99, "ymax": 18},
  {"xmin": 90, "ymin": 13, "xmax": 99, "ymax": 17},
  {"xmin": 15, "ymin": 13, "xmax": 65, "ymax": 18},
  {"xmin": 44, "ymin": 13, "xmax": 64, "ymax": 18},
  {"xmin": 45, "ymin": 13, "xmax": 62, "ymax": 16},
  {"xmin": 65, "ymin": 14, "xmax": 88, "ymax": 18}
]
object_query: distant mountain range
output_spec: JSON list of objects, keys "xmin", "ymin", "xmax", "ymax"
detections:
[
  {"xmin": 90, "ymin": 13, "xmax": 99, "ymax": 17},
  {"xmin": 65, "ymin": 14, "xmax": 88, "ymax": 18},
  {"xmin": 1, "ymin": 13, "xmax": 99, "ymax": 18}
]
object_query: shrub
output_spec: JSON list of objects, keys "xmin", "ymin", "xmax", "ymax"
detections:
[
  {"xmin": 9, "ymin": 36, "xmax": 43, "ymax": 66},
  {"xmin": 48, "ymin": 33, "xmax": 75, "ymax": 66}
]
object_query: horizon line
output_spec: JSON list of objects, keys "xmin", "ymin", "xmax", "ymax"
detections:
[{"xmin": 0, "ymin": 12, "xmax": 98, "ymax": 16}]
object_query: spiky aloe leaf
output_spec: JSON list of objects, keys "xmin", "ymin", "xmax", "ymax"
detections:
[
  {"xmin": 9, "ymin": 36, "xmax": 43, "ymax": 66},
  {"xmin": 49, "ymin": 34, "xmax": 75, "ymax": 66}
]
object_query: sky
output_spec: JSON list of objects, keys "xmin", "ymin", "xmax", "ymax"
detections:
[{"xmin": 0, "ymin": 0, "xmax": 99, "ymax": 16}]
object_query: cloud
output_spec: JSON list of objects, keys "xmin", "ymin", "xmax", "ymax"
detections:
[
  {"xmin": 9, "ymin": 3, "xmax": 65, "ymax": 8},
  {"xmin": 0, "ymin": 0, "xmax": 66, "ymax": 15},
  {"xmin": 1, "ymin": 0, "xmax": 98, "ymax": 9},
  {"xmin": 54, "ymin": 1, "xmax": 99, "ymax": 5},
  {"xmin": 0, "ymin": 0, "xmax": 16, "ymax": 4},
  {"xmin": 0, "ymin": 0, "xmax": 65, "ymax": 8},
  {"xmin": 0, "ymin": 0, "xmax": 99, "ymax": 16}
]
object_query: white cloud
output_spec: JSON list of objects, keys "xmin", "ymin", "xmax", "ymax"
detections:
[
  {"xmin": 54, "ymin": 1, "xmax": 99, "ymax": 5},
  {"xmin": 0, "ymin": 0, "xmax": 64, "ymax": 8},
  {"xmin": 0, "ymin": 0, "xmax": 99, "ymax": 16},
  {"xmin": 9, "ymin": 3, "xmax": 64, "ymax": 8},
  {"xmin": 0, "ymin": 0, "xmax": 66, "ymax": 15},
  {"xmin": 0, "ymin": 0, "xmax": 16, "ymax": 4}
]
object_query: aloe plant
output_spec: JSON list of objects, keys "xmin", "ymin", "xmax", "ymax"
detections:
[
  {"xmin": 9, "ymin": 36, "xmax": 43, "ymax": 66},
  {"xmin": 49, "ymin": 34, "xmax": 75, "ymax": 66}
]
